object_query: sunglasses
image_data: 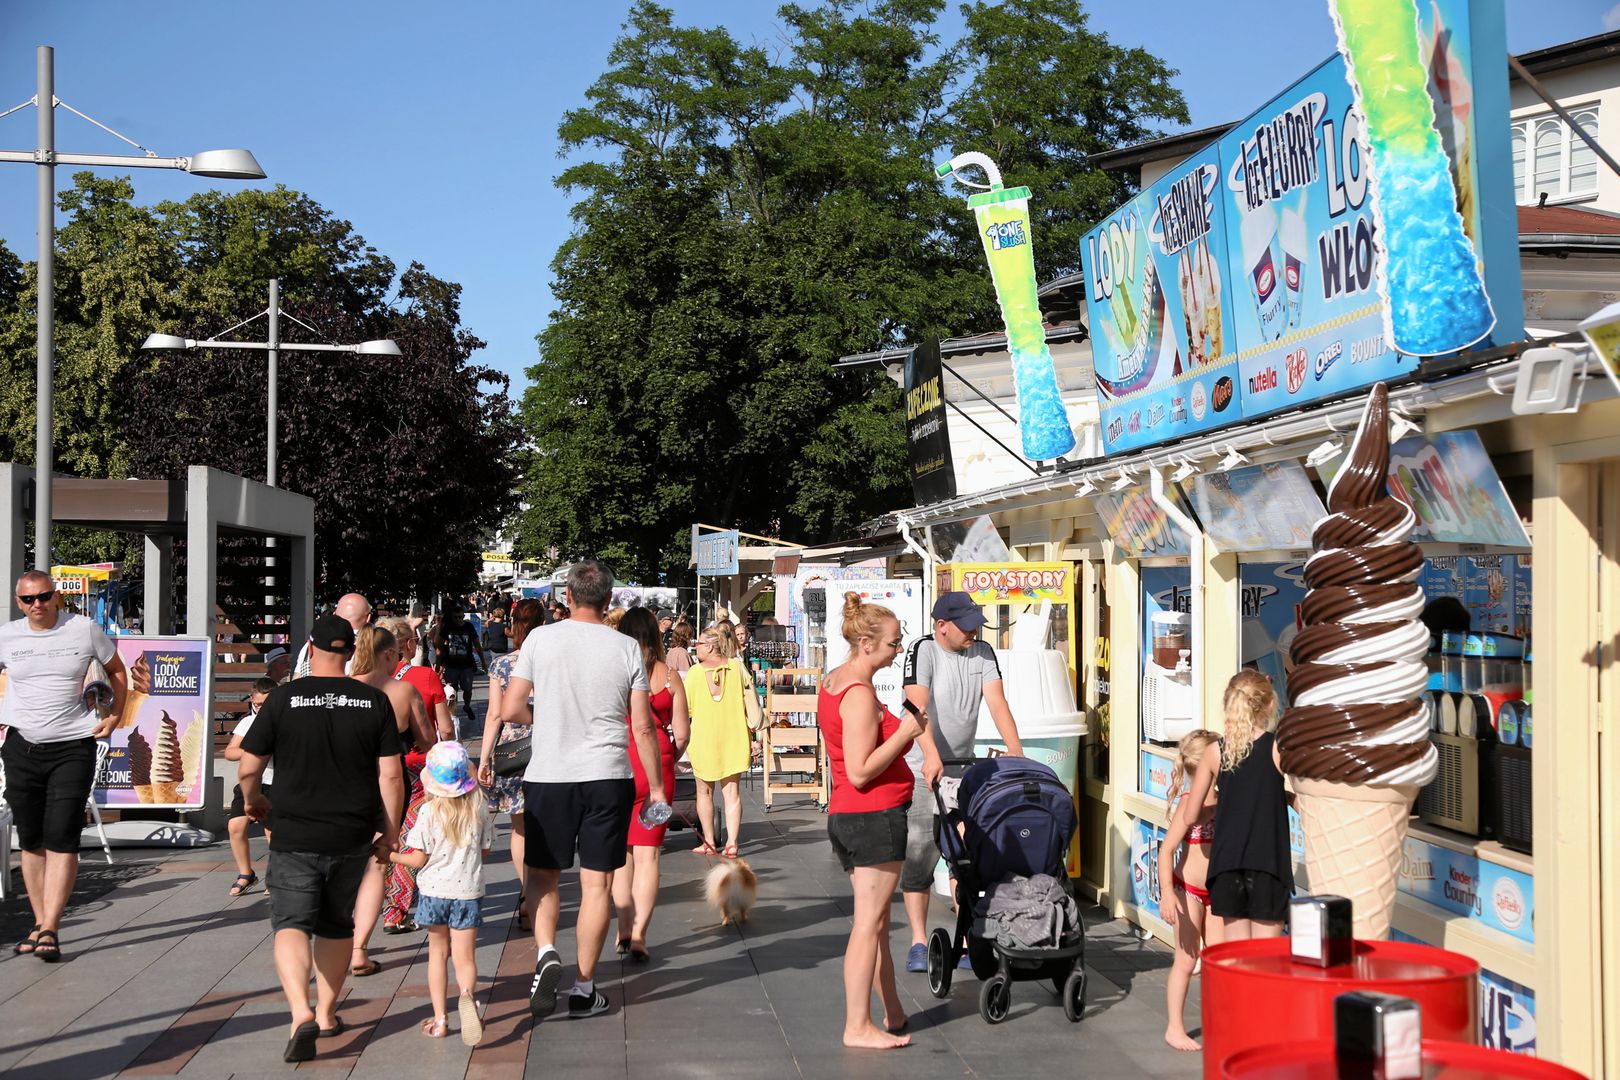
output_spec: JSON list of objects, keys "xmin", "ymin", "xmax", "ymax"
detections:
[{"xmin": 16, "ymin": 590, "xmax": 55, "ymax": 605}]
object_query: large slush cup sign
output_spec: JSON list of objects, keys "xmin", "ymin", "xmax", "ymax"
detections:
[{"xmin": 1082, "ymin": 0, "xmax": 1522, "ymax": 455}]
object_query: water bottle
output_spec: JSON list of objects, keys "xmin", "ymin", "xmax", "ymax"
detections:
[{"xmin": 639, "ymin": 800, "xmax": 673, "ymax": 829}]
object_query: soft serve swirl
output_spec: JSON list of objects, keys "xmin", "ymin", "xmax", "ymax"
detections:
[{"xmin": 1278, "ymin": 383, "xmax": 1438, "ymax": 787}]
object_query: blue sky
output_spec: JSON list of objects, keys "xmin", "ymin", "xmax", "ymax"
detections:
[{"xmin": 1, "ymin": 1, "xmax": 1613, "ymax": 395}]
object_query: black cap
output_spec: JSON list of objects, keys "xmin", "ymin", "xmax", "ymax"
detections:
[
  {"xmin": 310, "ymin": 613, "xmax": 357, "ymax": 653},
  {"xmin": 931, "ymin": 592, "xmax": 987, "ymax": 632}
]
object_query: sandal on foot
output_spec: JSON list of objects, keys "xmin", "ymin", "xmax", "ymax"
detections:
[
  {"xmin": 228, "ymin": 872, "xmax": 258, "ymax": 898},
  {"xmin": 350, "ymin": 958, "xmax": 381, "ymax": 977},
  {"xmin": 382, "ymin": 919, "xmax": 420, "ymax": 935},
  {"xmin": 516, "ymin": 908, "xmax": 533, "ymax": 932},
  {"xmin": 615, "ymin": 937, "xmax": 631, "ymax": 955},
  {"xmin": 33, "ymin": 930, "xmax": 61, "ymax": 963},
  {"xmin": 318, "ymin": 1018, "xmax": 346, "ymax": 1038},
  {"xmin": 458, "ymin": 993, "xmax": 483, "ymax": 1047},
  {"xmin": 13, "ymin": 926, "xmax": 40, "ymax": 955},
  {"xmin": 628, "ymin": 944, "xmax": 650, "ymax": 964},
  {"xmin": 421, "ymin": 1016, "xmax": 449, "ymax": 1038},
  {"xmin": 722, "ymin": 844, "xmax": 739, "ymax": 859},
  {"xmin": 284, "ymin": 1020, "xmax": 319, "ymax": 1062},
  {"xmin": 693, "ymin": 842, "xmax": 718, "ymax": 856}
]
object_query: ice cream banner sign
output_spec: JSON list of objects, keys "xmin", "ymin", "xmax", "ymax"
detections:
[
  {"xmin": 1082, "ymin": 0, "xmax": 1522, "ymax": 455},
  {"xmin": 1094, "ymin": 486, "xmax": 1192, "ymax": 559},
  {"xmin": 100, "ymin": 636, "xmax": 213, "ymax": 809}
]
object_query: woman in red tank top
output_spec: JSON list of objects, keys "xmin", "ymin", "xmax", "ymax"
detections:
[{"xmin": 821, "ymin": 592, "xmax": 927, "ymax": 1051}]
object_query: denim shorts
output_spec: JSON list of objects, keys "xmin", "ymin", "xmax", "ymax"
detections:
[
  {"xmin": 827, "ymin": 803, "xmax": 909, "ymax": 873},
  {"xmin": 416, "ymin": 894, "xmax": 482, "ymax": 930},
  {"xmin": 266, "ymin": 847, "xmax": 373, "ymax": 938}
]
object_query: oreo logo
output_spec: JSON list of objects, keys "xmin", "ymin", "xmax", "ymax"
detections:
[
  {"xmin": 1314, "ymin": 341, "xmax": 1342, "ymax": 381},
  {"xmin": 1212, "ymin": 376, "xmax": 1234, "ymax": 412}
]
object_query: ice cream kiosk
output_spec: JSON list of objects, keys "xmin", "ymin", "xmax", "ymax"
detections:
[{"xmin": 935, "ymin": 562, "xmax": 1087, "ymax": 873}]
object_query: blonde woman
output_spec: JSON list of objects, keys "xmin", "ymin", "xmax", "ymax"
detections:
[{"xmin": 683, "ymin": 625, "xmax": 751, "ymax": 857}]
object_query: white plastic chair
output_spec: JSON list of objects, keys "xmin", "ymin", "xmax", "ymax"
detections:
[{"xmin": 0, "ymin": 756, "xmax": 12, "ymax": 899}]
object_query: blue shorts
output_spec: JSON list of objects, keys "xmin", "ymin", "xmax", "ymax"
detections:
[{"xmin": 416, "ymin": 894, "xmax": 482, "ymax": 930}]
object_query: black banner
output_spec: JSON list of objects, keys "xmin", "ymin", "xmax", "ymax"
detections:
[{"xmin": 904, "ymin": 339, "xmax": 956, "ymax": 505}]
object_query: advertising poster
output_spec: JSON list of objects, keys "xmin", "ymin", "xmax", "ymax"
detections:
[
  {"xmin": 1323, "ymin": 430, "xmax": 1529, "ymax": 547},
  {"xmin": 694, "ymin": 530, "xmax": 740, "ymax": 576},
  {"xmin": 1129, "ymin": 815, "xmax": 1167, "ymax": 913},
  {"xmin": 1480, "ymin": 968, "xmax": 1537, "ymax": 1055},
  {"xmin": 903, "ymin": 340, "xmax": 957, "ymax": 504},
  {"xmin": 951, "ymin": 563, "xmax": 1073, "ymax": 607},
  {"xmin": 1081, "ymin": 0, "xmax": 1521, "ymax": 454},
  {"xmin": 785, "ymin": 564, "xmax": 885, "ymax": 661},
  {"xmin": 1183, "ymin": 460, "xmax": 1325, "ymax": 552},
  {"xmin": 1140, "ymin": 750, "xmax": 1173, "ymax": 802},
  {"xmin": 101, "ymin": 637, "xmax": 213, "ymax": 809},
  {"xmin": 1239, "ymin": 563, "xmax": 1309, "ymax": 706},
  {"xmin": 1095, "ymin": 486, "xmax": 1192, "ymax": 558},
  {"xmin": 1085, "ymin": 146, "xmax": 1241, "ymax": 453},
  {"xmin": 822, "ymin": 579, "xmax": 927, "ymax": 718},
  {"xmin": 1396, "ymin": 833, "xmax": 1534, "ymax": 944}
]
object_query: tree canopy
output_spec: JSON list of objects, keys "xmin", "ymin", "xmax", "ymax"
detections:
[
  {"xmin": 517, "ymin": 0, "xmax": 1187, "ymax": 581},
  {"xmin": 0, "ymin": 177, "xmax": 521, "ymax": 600}
]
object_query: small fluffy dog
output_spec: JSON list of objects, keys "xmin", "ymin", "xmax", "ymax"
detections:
[{"xmin": 704, "ymin": 858, "xmax": 757, "ymax": 927}]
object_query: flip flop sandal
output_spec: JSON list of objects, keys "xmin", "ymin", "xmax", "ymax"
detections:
[
  {"xmin": 458, "ymin": 994, "xmax": 483, "ymax": 1047},
  {"xmin": 615, "ymin": 937, "xmax": 631, "ymax": 956},
  {"xmin": 628, "ymin": 945, "xmax": 650, "ymax": 965},
  {"xmin": 228, "ymin": 872, "xmax": 258, "ymax": 897},
  {"xmin": 33, "ymin": 930, "xmax": 61, "ymax": 964},
  {"xmin": 318, "ymin": 1019, "xmax": 346, "ymax": 1038},
  {"xmin": 692, "ymin": 842, "xmax": 718, "ymax": 856},
  {"xmin": 350, "ymin": 958, "xmax": 381, "ymax": 977},
  {"xmin": 13, "ymin": 926, "xmax": 40, "ymax": 955},
  {"xmin": 722, "ymin": 844, "xmax": 739, "ymax": 859},
  {"xmin": 421, "ymin": 1017, "xmax": 449, "ymax": 1039},
  {"xmin": 284, "ymin": 1019, "xmax": 319, "ymax": 1062},
  {"xmin": 383, "ymin": 920, "xmax": 420, "ymax": 935}
]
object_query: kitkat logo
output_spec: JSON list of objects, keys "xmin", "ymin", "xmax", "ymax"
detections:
[{"xmin": 1285, "ymin": 348, "xmax": 1308, "ymax": 394}]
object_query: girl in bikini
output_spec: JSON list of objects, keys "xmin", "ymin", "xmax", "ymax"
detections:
[{"xmin": 1156, "ymin": 728, "xmax": 1221, "ymax": 1051}]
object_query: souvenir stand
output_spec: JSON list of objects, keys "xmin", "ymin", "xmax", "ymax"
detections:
[{"xmin": 761, "ymin": 666, "xmax": 825, "ymax": 808}]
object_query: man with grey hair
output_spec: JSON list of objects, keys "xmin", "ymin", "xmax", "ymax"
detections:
[
  {"xmin": 503, "ymin": 559, "xmax": 666, "ymax": 1021},
  {"xmin": 0, "ymin": 570, "xmax": 127, "ymax": 961},
  {"xmin": 294, "ymin": 593, "xmax": 371, "ymax": 678}
]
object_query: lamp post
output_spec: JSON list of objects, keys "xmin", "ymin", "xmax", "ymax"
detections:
[
  {"xmin": 142, "ymin": 279, "xmax": 402, "ymax": 487},
  {"xmin": 0, "ymin": 44, "xmax": 266, "ymax": 570}
]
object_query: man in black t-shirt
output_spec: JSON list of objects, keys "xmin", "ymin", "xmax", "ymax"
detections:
[
  {"xmin": 239, "ymin": 614, "xmax": 403, "ymax": 1063},
  {"xmin": 433, "ymin": 607, "xmax": 484, "ymax": 739}
]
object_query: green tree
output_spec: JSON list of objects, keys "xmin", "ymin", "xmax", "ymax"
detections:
[{"xmin": 517, "ymin": 0, "xmax": 1186, "ymax": 580}]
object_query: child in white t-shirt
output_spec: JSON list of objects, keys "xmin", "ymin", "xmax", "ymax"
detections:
[
  {"xmin": 223, "ymin": 678, "xmax": 276, "ymax": 898},
  {"xmin": 389, "ymin": 741, "xmax": 495, "ymax": 1045}
]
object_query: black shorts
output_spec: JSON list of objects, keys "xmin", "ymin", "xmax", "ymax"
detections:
[
  {"xmin": 265, "ymin": 847, "xmax": 374, "ymax": 938},
  {"xmin": 227, "ymin": 783, "xmax": 274, "ymax": 823},
  {"xmin": 522, "ymin": 779, "xmax": 635, "ymax": 872},
  {"xmin": 827, "ymin": 804, "xmax": 910, "ymax": 873},
  {"xmin": 2, "ymin": 733, "xmax": 96, "ymax": 853},
  {"xmin": 1208, "ymin": 869, "xmax": 1290, "ymax": 923}
]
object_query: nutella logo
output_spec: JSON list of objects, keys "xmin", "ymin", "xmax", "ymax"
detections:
[
  {"xmin": 1249, "ymin": 367, "xmax": 1278, "ymax": 394},
  {"xmin": 1285, "ymin": 347, "xmax": 1307, "ymax": 394}
]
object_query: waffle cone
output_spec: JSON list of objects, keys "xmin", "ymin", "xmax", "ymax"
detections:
[
  {"xmin": 134, "ymin": 784, "xmax": 155, "ymax": 804},
  {"xmin": 148, "ymin": 781, "xmax": 183, "ymax": 805},
  {"xmin": 115, "ymin": 691, "xmax": 149, "ymax": 731},
  {"xmin": 1291, "ymin": 777, "xmax": 1419, "ymax": 940}
]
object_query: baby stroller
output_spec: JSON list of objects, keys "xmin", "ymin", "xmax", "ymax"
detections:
[{"xmin": 925, "ymin": 756, "xmax": 1086, "ymax": 1024}]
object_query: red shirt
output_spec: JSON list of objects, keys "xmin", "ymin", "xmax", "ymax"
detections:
[
  {"xmin": 820, "ymin": 683, "xmax": 913, "ymax": 814},
  {"xmin": 395, "ymin": 660, "xmax": 445, "ymax": 770}
]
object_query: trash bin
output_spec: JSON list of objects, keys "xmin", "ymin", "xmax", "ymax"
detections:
[
  {"xmin": 1200, "ymin": 938, "xmax": 1479, "ymax": 1080},
  {"xmin": 1221, "ymin": 1039, "xmax": 1587, "ymax": 1079}
]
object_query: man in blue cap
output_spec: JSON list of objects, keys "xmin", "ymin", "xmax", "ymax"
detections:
[{"xmin": 899, "ymin": 591, "xmax": 1025, "ymax": 973}]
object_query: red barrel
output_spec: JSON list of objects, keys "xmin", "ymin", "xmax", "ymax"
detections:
[
  {"xmin": 1200, "ymin": 938, "xmax": 1478, "ymax": 1079},
  {"xmin": 1222, "ymin": 1039, "xmax": 1587, "ymax": 1079}
]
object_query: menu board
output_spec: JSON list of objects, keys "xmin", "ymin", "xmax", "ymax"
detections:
[{"xmin": 1182, "ymin": 460, "xmax": 1325, "ymax": 552}]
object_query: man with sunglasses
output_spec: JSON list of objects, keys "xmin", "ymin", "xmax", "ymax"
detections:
[{"xmin": 0, "ymin": 570, "xmax": 128, "ymax": 962}]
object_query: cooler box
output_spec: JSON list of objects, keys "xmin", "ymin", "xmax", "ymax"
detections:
[
  {"xmin": 1221, "ymin": 1039, "xmax": 1586, "ymax": 1078},
  {"xmin": 934, "ymin": 648, "xmax": 1086, "ymax": 894},
  {"xmin": 1200, "ymin": 939, "xmax": 1478, "ymax": 1080}
]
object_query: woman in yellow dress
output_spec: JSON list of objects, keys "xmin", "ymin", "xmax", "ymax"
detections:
[{"xmin": 683, "ymin": 625, "xmax": 752, "ymax": 857}]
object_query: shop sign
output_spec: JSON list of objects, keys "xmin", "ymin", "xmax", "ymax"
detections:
[
  {"xmin": 1183, "ymin": 460, "xmax": 1324, "ymax": 552},
  {"xmin": 1421, "ymin": 554, "xmax": 1528, "ymax": 636},
  {"xmin": 694, "ymin": 529, "xmax": 740, "ymax": 576},
  {"xmin": 1083, "ymin": 0, "xmax": 1521, "ymax": 454},
  {"xmin": 1396, "ymin": 834, "xmax": 1534, "ymax": 943},
  {"xmin": 98, "ymin": 637, "xmax": 214, "ymax": 809},
  {"xmin": 481, "ymin": 551, "xmax": 514, "ymax": 563},
  {"xmin": 954, "ymin": 563, "xmax": 1070, "ymax": 604},
  {"xmin": 903, "ymin": 340, "xmax": 957, "ymax": 505},
  {"xmin": 1324, "ymin": 430, "xmax": 1529, "ymax": 548},
  {"xmin": 1095, "ymin": 486, "xmax": 1191, "ymax": 558}
]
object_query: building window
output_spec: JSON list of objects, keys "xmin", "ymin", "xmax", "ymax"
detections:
[{"xmin": 1510, "ymin": 106, "xmax": 1601, "ymax": 204}]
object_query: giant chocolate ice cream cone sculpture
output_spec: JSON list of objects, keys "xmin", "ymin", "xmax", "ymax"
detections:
[{"xmin": 1278, "ymin": 382, "xmax": 1437, "ymax": 939}]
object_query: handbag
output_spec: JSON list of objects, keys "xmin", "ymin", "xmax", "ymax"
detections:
[
  {"xmin": 740, "ymin": 662, "xmax": 766, "ymax": 732},
  {"xmin": 491, "ymin": 732, "xmax": 532, "ymax": 778}
]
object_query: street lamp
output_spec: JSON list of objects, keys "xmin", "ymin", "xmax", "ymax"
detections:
[
  {"xmin": 0, "ymin": 45, "xmax": 266, "ymax": 570},
  {"xmin": 141, "ymin": 277, "xmax": 402, "ymax": 487}
]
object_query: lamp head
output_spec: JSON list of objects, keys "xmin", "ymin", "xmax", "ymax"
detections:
[
  {"xmin": 354, "ymin": 339, "xmax": 402, "ymax": 357},
  {"xmin": 186, "ymin": 149, "xmax": 267, "ymax": 180},
  {"xmin": 141, "ymin": 333, "xmax": 192, "ymax": 351}
]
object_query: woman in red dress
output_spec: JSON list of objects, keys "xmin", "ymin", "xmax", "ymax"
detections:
[
  {"xmin": 821, "ymin": 592, "xmax": 927, "ymax": 1050},
  {"xmin": 612, "ymin": 607, "xmax": 690, "ymax": 962}
]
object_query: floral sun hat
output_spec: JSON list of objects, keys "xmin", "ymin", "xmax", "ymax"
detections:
[{"xmin": 422, "ymin": 740, "xmax": 478, "ymax": 798}]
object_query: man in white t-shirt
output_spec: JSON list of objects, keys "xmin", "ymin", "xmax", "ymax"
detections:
[
  {"xmin": 0, "ymin": 570, "xmax": 127, "ymax": 961},
  {"xmin": 502, "ymin": 560, "xmax": 666, "ymax": 1021}
]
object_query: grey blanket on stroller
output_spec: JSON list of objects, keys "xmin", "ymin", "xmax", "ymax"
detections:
[{"xmin": 973, "ymin": 873, "xmax": 1079, "ymax": 950}]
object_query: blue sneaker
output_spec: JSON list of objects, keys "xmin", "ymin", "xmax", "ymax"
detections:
[{"xmin": 906, "ymin": 944, "xmax": 928, "ymax": 973}]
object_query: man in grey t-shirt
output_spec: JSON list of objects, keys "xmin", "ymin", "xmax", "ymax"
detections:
[
  {"xmin": 899, "ymin": 592, "xmax": 1024, "ymax": 973},
  {"xmin": 0, "ymin": 570, "xmax": 127, "ymax": 961},
  {"xmin": 503, "ymin": 560, "xmax": 665, "ymax": 1022}
]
